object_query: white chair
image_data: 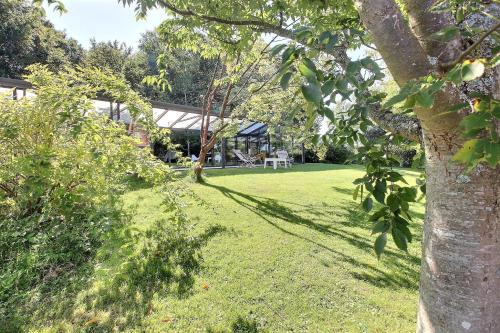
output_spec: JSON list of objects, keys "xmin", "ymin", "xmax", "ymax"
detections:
[
  {"xmin": 276, "ymin": 150, "xmax": 293, "ymax": 167},
  {"xmin": 215, "ymin": 154, "xmax": 222, "ymax": 164},
  {"xmin": 191, "ymin": 154, "xmax": 199, "ymax": 162}
]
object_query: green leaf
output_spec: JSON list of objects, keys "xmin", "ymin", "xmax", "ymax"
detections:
[
  {"xmin": 321, "ymin": 80, "xmax": 335, "ymax": 95},
  {"xmin": 415, "ymin": 91, "xmax": 434, "ymax": 108},
  {"xmin": 295, "ymin": 27, "xmax": 312, "ymax": 41},
  {"xmin": 365, "ymin": 181, "xmax": 373, "ymax": 192},
  {"xmin": 346, "ymin": 61, "xmax": 360, "ymax": 76},
  {"xmin": 281, "ymin": 46, "xmax": 295, "ymax": 64},
  {"xmin": 399, "ymin": 187, "xmax": 417, "ymax": 202},
  {"xmin": 298, "ymin": 58, "xmax": 317, "ymax": 81},
  {"xmin": 386, "ymin": 193, "xmax": 400, "ymax": 212},
  {"xmin": 373, "ymin": 180, "xmax": 386, "ymax": 204},
  {"xmin": 362, "ymin": 197, "xmax": 373, "ymax": 212},
  {"xmin": 353, "ymin": 185, "xmax": 360, "ymax": 200},
  {"xmin": 372, "ymin": 220, "xmax": 390, "ymax": 234},
  {"xmin": 453, "ymin": 139, "xmax": 481, "ymax": 163},
  {"xmin": 491, "ymin": 54, "xmax": 500, "ymax": 67},
  {"xmin": 446, "ymin": 66, "xmax": 463, "ymax": 84},
  {"xmin": 400, "ymin": 200, "xmax": 409, "ymax": 212},
  {"xmin": 462, "ymin": 61, "xmax": 485, "ymax": 81},
  {"xmin": 402, "ymin": 94, "xmax": 416, "ymax": 110},
  {"xmin": 484, "ymin": 140, "xmax": 500, "ymax": 167},
  {"xmin": 353, "ymin": 177, "xmax": 365, "ymax": 185},
  {"xmin": 394, "ymin": 221, "xmax": 413, "ymax": 243},
  {"xmin": 336, "ymin": 78, "xmax": 349, "ymax": 94},
  {"xmin": 323, "ymin": 107, "xmax": 335, "ymax": 122},
  {"xmin": 301, "ymin": 81, "xmax": 322, "ymax": 106},
  {"xmin": 449, "ymin": 102, "xmax": 469, "ymax": 113},
  {"xmin": 374, "ymin": 233, "xmax": 387, "ymax": 258},
  {"xmin": 427, "ymin": 79, "xmax": 446, "ymax": 95},
  {"xmin": 280, "ymin": 72, "xmax": 293, "ymax": 90},
  {"xmin": 383, "ymin": 83, "xmax": 418, "ymax": 109},
  {"xmin": 460, "ymin": 112, "xmax": 491, "ymax": 131},
  {"xmin": 431, "ymin": 26, "xmax": 459, "ymax": 41},
  {"xmin": 492, "ymin": 110, "xmax": 500, "ymax": 121},
  {"xmin": 311, "ymin": 134, "xmax": 320, "ymax": 146},
  {"xmin": 369, "ymin": 208, "xmax": 387, "ymax": 222},
  {"xmin": 319, "ymin": 31, "xmax": 332, "ymax": 44},
  {"xmin": 270, "ymin": 44, "xmax": 286, "ymax": 56},
  {"xmin": 391, "ymin": 227, "xmax": 408, "ymax": 252},
  {"xmin": 387, "ymin": 171, "xmax": 408, "ymax": 184}
]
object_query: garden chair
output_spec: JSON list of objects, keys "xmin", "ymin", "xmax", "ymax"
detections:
[
  {"xmin": 233, "ymin": 149, "xmax": 257, "ymax": 167},
  {"xmin": 276, "ymin": 150, "xmax": 293, "ymax": 167}
]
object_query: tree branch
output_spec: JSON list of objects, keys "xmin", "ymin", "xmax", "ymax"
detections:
[
  {"xmin": 441, "ymin": 20, "xmax": 500, "ymax": 70},
  {"xmin": 157, "ymin": 0, "xmax": 295, "ymax": 39},
  {"xmin": 402, "ymin": 0, "xmax": 463, "ymax": 65},
  {"xmin": 368, "ymin": 105, "xmax": 422, "ymax": 142},
  {"xmin": 354, "ymin": 0, "xmax": 432, "ymax": 86},
  {"xmin": 355, "ymin": 0, "xmax": 462, "ymax": 134}
]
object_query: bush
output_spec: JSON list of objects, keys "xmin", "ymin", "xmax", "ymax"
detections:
[
  {"xmin": 323, "ymin": 145, "xmax": 353, "ymax": 164},
  {"xmin": 293, "ymin": 149, "xmax": 321, "ymax": 163},
  {"xmin": 0, "ymin": 65, "xmax": 175, "ymax": 327}
]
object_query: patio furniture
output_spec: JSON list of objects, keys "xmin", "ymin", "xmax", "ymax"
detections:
[
  {"xmin": 233, "ymin": 149, "xmax": 257, "ymax": 167},
  {"xmin": 264, "ymin": 157, "xmax": 289, "ymax": 170},
  {"xmin": 191, "ymin": 154, "xmax": 199, "ymax": 162},
  {"xmin": 276, "ymin": 150, "xmax": 294, "ymax": 167}
]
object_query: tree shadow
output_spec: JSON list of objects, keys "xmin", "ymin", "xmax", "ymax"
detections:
[
  {"xmin": 75, "ymin": 222, "xmax": 227, "ymax": 332},
  {"xmin": 203, "ymin": 182, "xmax": 421, "ymax": 291},
  {"xmin": 330, "ymin": 185, "xmax": 425, "ymax": 240},
  {"xmin": 2, "ymin": 216, "xmax": 226, "ymax": 332}
]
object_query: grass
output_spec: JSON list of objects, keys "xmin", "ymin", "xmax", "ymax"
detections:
[{"xmin": 27, "ymin": 164, "xmax": 424, "ymax": 332}]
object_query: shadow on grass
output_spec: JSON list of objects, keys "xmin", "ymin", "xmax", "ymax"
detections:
[
  {"xmin": 330, "ymin": 185, "xmax": 425, "ymax": 240},
  {"xmin": 76, "ymin": 222, "xmax": 226, "ymax": 332},
  {"xmin": 203, "ymin": 182, "xmax": 421, "ymax": 291},
  {"xmin": 2, "ymin": 218, "xmax": 226, "ymax": 332}
]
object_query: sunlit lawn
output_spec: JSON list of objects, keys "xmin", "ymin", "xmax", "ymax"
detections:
[{"xmin": 32, "ymin": 164, "xmax": 423, "ymax": 332}]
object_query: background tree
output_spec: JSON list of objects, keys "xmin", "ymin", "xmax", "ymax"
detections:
[
  {"xmin": 0, "ymin": 0, "xmax": 84, "ymax": 78},
  {"xmin": 138, "ymin": 30, "xmax": 219, "ymax": 105},
  {"xmin": 85, "ymin": 39, "xmax": 147, "ymax": 91},
  {"xmin": 123, "ymin": 0, "xmax": 499, "ymax": 331}
]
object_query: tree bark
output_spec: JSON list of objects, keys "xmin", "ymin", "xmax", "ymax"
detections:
[
  {"xmin": 402, "ymin": 0, "xmax": 463, "ymax": 64},
  {"xmin": 418, "ymin": 130, "xmax": 500, "ymax": 333},
  {"xmin": 354, "ymin": 0, "xmax": 500, "ymax": 332},
  {"xmin": 193, "ymin": 155, "xmax": 206, "ymax": 182}
]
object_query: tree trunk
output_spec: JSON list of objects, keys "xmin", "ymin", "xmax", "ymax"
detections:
[
  {"xmin": 193, "ymin": 149, "xmax": 207, "ymax": 182},
  {"xmin": 418, "ymin": 131, "xmax": 500, "ymax": 333},
  {"xmin": 353, "ymin": 1, "xmax": 500, "ymax": 331}
]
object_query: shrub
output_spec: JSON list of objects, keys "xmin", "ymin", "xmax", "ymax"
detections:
[
  {"xmin": 323, "ymin": 145, "xmax": 354, "ymax": 164},
  {"xmin": 0, "ymin": 65, "xmax": 175, "ymax": 326}
]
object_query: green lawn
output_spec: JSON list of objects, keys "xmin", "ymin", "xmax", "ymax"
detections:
[{"xmin": 32, "ymin": 164, "xmax": 423, "ymax": 332}]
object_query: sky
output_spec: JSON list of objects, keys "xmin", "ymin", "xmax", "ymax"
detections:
[{"xmin": 44, "ymin": 0, "xmax": 167, "ymax": 49}]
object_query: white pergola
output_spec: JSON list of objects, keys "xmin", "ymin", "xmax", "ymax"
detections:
[{"xmin": 0, "ymin": 76, "xmax": 258, "ymax": 133}]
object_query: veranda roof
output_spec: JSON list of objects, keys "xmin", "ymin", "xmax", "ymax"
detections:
[{"xmin": 0, "ymin": 77, "xmax": 266, "ymax": 137}]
